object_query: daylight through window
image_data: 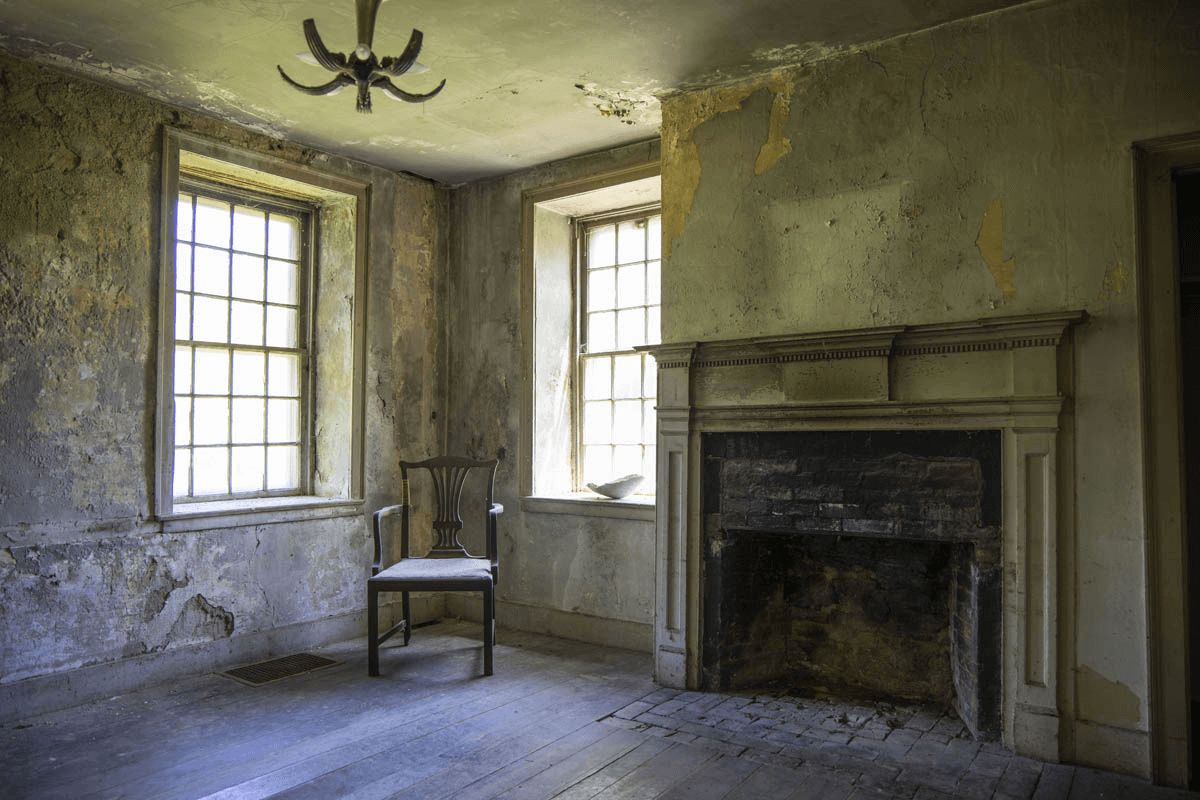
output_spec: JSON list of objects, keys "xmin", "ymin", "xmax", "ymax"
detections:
[
  {"xmin": 173, "ymin": 185, "xmax": 310, "ymax": 500},
  {"xmin": 578, "ymin": 210, "xmax": 661, "ymax": 489}
]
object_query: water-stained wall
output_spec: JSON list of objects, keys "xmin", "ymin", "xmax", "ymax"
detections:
[
  {"xmin": 0, "ymin": 53, "xmax": 446, "ymax": 708},
  {"xmin": 659, "ymin": 0, "xmax": 1200, "ymax": 776}
]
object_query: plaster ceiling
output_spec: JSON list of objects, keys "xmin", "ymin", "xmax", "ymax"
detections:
[{"xmin": 0, "ymin": 0, "xmax": 1028, "ymax": 185}]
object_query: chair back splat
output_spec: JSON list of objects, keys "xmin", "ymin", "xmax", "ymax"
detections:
[{"xmin": 407, "ymin": 457, "xmax": 495, "ymax": 557}]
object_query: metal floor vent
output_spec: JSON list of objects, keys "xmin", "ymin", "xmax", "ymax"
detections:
[{"xmin": 218, "ymin": 653, "xmax": 340, "ymax": 687}]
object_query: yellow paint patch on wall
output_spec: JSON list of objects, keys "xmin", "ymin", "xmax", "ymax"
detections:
[
  {"xmin": 754, "ymin": 73, "xmax": 796, "ymax": 176},
  {"xmin": 661, "ymin": 68, "xmax": 805, "ymax": 258},
  {"xmin": 1100, "ymin": 261, "xmax": 1128, "ymax": 298},
  {"xmin": 1076, "ymin": 665, "xmax": 1142, "ymax": 727},
  {"xmin": 975, "ymin": 197, "xmax": 1016, "ymax": 302}
]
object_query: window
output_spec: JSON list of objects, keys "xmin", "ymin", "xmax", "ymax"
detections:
[
  {"xmin": 520, "ymin": 164, "xmax": 661, "ymax": 502},
  {"xmin": 577, "ymin": 210, "xmax": 661, "ymax": 487},
  {"xmin": 156, "ymin": 128, "xmax": 368, "ymax": 520},
  {"xmin": 172, "ymin": 185, "xmax": 311, "ymax": 500}
]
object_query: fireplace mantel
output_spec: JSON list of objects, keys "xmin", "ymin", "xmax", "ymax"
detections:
[{"xmin": 640, "ymin": 311, "xmax": 1087, "ymax": 762}]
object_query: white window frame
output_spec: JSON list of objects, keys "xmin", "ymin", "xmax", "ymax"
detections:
[
  {"xmin": 574, "ymin": 207, "xmax": 661, "ymax": 491},
  {"xmin": 155, "ymin": 128, "xmax": 368, "ymax": 523},
  {"xmin": 172, "ymin": 179, "xmax": 314, "ymax": 501}
]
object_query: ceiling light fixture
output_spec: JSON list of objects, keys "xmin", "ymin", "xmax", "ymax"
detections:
[{"xmin": 277, "ymin": 0, "xmax": 445, "ymax": 113}]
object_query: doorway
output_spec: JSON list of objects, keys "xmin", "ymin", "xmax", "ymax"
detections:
[{"xmin": 1179, "ymin": 171, "xmax": 1200, "ymax": 789}]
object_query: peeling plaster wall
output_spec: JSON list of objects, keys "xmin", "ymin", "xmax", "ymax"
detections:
[
  {"xmin": 446, "ymin": 142, "xmax": 659, "ymax": 648},
  {"xmin": 0, "ymin": 53, "xmax": 446, "ymax": 696},
  {"xmin": 659, "ymin": 0, "xmax": 1200, "ymax": 776}
]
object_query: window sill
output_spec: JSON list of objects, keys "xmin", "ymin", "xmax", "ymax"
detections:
[
  {"xmin": 159, "ymin": 496, "xmax": 363, "ymax": 533},
  {"xmin": 520, "ymin": 493, "xmax": 655, "ymax": 522}
]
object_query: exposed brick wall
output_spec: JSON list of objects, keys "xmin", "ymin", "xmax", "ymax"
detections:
[{"xmin": 701, "ymin": 430, "xmax": 1001, "ymax": 740}]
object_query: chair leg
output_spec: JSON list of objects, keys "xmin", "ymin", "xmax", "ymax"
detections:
[
  {"xmin": 483, "ymin": 584, "xmax": 494, "ymax": 676},
  {"xmin": 368, "ymin": 583, "xmax": 379, "ymax": 677},
  {"xmin": 402, "ymin": 591, "xmax": 411, "ymax": 646}
]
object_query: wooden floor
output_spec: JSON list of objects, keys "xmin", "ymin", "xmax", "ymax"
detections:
[{"xmin": 2, "ymin": 621, "xmax": 1196, "ymax": 800}]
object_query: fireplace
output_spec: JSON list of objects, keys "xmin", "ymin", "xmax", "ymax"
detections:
[
  {"xmin": 642, "ymin": 311, "xmax": 1085, "ymax": 762},
  {"xmin": 700, "ymin": 429, "xmax": 1002, "ymax": 739}
]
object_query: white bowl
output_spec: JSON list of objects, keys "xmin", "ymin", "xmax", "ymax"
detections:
[{"xmin": 586, "ymin": 474, "xmax": 644, "ymax": 499}]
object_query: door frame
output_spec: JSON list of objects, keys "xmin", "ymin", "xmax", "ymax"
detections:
[{"xmin": 1136, "ymin": 132, "xmax": 1200, "ymax": 788}]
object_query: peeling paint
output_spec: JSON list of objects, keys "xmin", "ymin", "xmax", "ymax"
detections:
[
  {"xmin": 662, "ymin": 67, "xmax": 806, "ymax": 258},
  {"xmin": 573, "ymin": 81, "xmax": 659, "ymax": 127},
  {"xmin": 975, "ymin": 197, "xmax": 1016, "ymax": 302},
  {"xmin": 1099, "ymin": 260, "xmax": 1128, "ymax": 302},
  {"xmin": 1077, "ymin": 665, "xmax": 1141, "ymax": 726},
  {"xmin": 754, "ymin": 73, "xmax": 796, "ymax": 175}
]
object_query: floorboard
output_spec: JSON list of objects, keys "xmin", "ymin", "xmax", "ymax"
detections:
[{"xmin": 1, "ymin": 621, "xmax": 1196, "ymax": 800}]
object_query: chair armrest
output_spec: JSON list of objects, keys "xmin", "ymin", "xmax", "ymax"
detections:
[{"xmin": 371, "ymin": 504, "xmax": 406, "ymax": 574}]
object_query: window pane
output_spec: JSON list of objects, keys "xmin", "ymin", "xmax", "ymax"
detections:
[
  {"xmin": 613, "ymin": 400, "xmax": 641, "ymax": 444},
  {"xmin": 268, "ymin": 353, "xmax": 300, "ymax": 397},
  {"xmin": 176, "ymin": 194, "xmax": 193, "ymax": 242},
  {"xmin": 230, "ymin": 301, "xmax": 264, "ymax": 346},
  {"xmin": 174, "ymin": 346, "xmax": 192, "ymax": 393},
  {"xmin": 175, "ymin": 243, "xmax": 192, "ymax": 292},
  {"xmin": 267, "ymin": 398, "xmax": 300, "ymax": 443},
  {"xmin": 583, "ymin": 401, "xmax": 611, "ymax": 445},
  {"xmin": 266, "ymin": 306, "xmax": 298, "ymax": 348},
  {"xmin": 643, "ymin": 445, "xmax": 656, "ymax": 481},
  {"xmin": 616, "ymin": 308, "xmax": 645, "ymax": 349},
  {"xmin": 173, "ymin": 448, "xmax": 191, "ymax": 497},
  {"xmin": 647, "ymin": 216, "xmax": 661, "ymax": 260},
  {"xmin": 193, "ymin": 447, "xmax": 229, "ymax": 495},
  {"xmin": 232, "ymin": 351, "xmax": 266, "ymax": 396},
  {"xmin": 647, "ymin": 306, "xmax": 661, "ymax": 345},
  {"xmin": 587, "ymin": 311, "xmax": 615, "ymax": 353},
  {"xmin": 617, "ymin": 219, "xmax": 645, "ymax": 265},
  {"xmin": 231, "ymin": 254, "xmax": 266, "ymax": 301},
  {"xmin": 644, "ymin": 399, "xmax": 656, "ymax": 442},
  {"xmin": 613, "ymin": 445, "xmax": 642, "ymax": 477},
  {"xmin": 587, "ymin": 224, "xmax": 616, "ymax": 268},
  {"xmin": 587, "ymin": 268, "xmax": 615, "ymax": 312},
  {"xmin": 193, "ymin": 398, "xmax": 229, "ymax": 444},
  {"xmin": 194, "ymin": 196, "xmax": 231, "ymax": 248},
  {"xmin": 583, "ymin": 357, "xmax": 611, "ymax": 400},
  {"xmin": 617, "ymin": 264, "xmax": 645, "ymax": 307},
  {"xmin": 268, "ymin": 215, "xmax": 301, "ymax": 260},
  {"xmin": 193, "ymin": 347, "xmax": 230, "ymax": 395},
  {"xmin": 644, "ymin": 357, "xmax": 656, "ymax": 399},
  {"xmin": 194, "ymin": 247, "xmax": 230, "ymax": 297},
  {"xmin": 232, "ymin": 398, "xmax": 266, "ymax": 443},
  {"xmin": 175, "ymin": 397, "xmax": 191, "ymax": 446},
  {"xmin": 175, "ymin": 293, "xmax": 191, "ymax": 340},
  {"xmin": 232, "ymin": 207, "xmax": 266, "ymax": 254},
  {"xmin": 231, "ymin": 445, "xmax": 265, "ymax": 493},
  {"xmin": 582, "ymin": 445, "xmax": 612, "ymax": 485},
  {"xmin": 192, "ymin": 296, "xmax": 229, "ymax": 343},
  {"xmin": 267, "ymin": 260, "xmax": 298, "ymax": 305},
  {"xmin": 612, "ymin": 354, "xmax": 641, "ymax": 399},
  {"xmin": 646, "ymin": 261, "xmax": 661, "ymax": 304},
  {"xmin": 267, "ymin": 445, "xmax": 300, "ymax": 490}
]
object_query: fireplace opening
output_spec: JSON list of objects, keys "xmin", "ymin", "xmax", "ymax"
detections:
[{"xmin": 701, "ymin": 430, "xmax": 1002, "ymax": 740}]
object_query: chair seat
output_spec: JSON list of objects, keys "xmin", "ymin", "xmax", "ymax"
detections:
[{"xmin": 372, "ymin": 557, "xmax": 492, "ymax": 583}]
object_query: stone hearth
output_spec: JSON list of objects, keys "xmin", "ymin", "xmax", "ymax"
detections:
[{"xmin": 641, "ymin": 311, "xmax": 1085, "ymax": 762}]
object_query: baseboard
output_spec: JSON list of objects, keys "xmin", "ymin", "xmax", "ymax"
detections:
[
  {"xmin": 444, "ymin": 595, "xmax": 653, "ymax": 653},
  {"xmin": 0, "ymin": 594, "xmax": 445, "ymax": 724},
  {"xmin": 1072, "ymin": 719, "xmax": 1152, "ymax": 780}
]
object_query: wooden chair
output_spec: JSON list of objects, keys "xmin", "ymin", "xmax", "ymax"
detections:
[{"xmin": 368, "ymin": 456, "xmax": 502, "ymax": 676}]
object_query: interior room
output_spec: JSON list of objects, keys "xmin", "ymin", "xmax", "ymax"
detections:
[{"xmin": 2, "ymin": 0, "xmax": 1200, "ymax": 796}]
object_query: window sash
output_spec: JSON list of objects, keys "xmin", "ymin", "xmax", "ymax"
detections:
[
  {"xmin": 171, "ymin": 180, "xmax": 314, "ymax": 502},
  {"xmin": 575, "ymin": 208, "xmax": 661, "ymax": 491}
]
